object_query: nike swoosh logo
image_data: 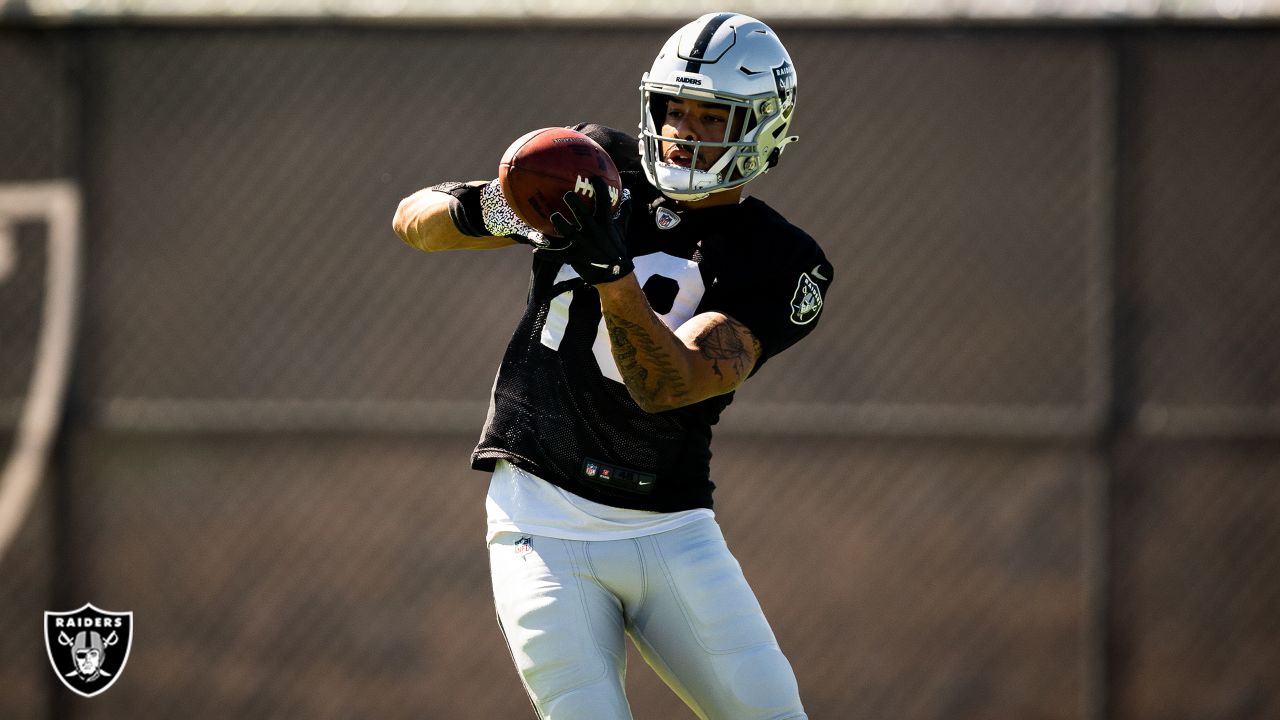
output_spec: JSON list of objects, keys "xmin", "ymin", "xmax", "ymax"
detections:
[
  {"xmin": 589, "ymin": 262, "xmax": 611, "ymax": 269},
  {"xmin": 811, "ymin": 265, "xmax": 828, "ymax": 282}
]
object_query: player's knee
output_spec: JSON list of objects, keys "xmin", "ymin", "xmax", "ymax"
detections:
[
  {"xmin": 513, "ymin": 627, "xmax": 613, "ymax": 708},
  {"xmin": 539, "ymin": 680, "xmax": 630, "ymax": 720},
  {"xmin": 723, "ymin": 645, "xmax": 804, "ymax": 719}
]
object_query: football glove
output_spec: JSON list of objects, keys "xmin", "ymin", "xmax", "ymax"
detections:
[
  {"xmin": 549, "ymin": 177, "xmax": 634, "ymax": 285},
  {"xmin": 478, "ymin": 178, "xmax": 551, "ymax": 247}
]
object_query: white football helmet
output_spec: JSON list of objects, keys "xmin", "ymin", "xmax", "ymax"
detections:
[{"xmin": 639, "ymin": 13, "xmax": 798, "ymax": 201}]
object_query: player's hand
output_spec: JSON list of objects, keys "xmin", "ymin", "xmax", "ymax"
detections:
[{"xmin": 549, "ymin": 177, "xmax": 633, "ymax": 285}]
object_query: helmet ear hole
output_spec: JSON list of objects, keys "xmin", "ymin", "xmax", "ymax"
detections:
[{"xmin": 766, "ymin": 148, "xmax": 781, "ymax": 169}]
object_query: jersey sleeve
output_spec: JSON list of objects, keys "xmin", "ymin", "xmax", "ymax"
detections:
[
  {"xmin": 570, "ymin": 123, "xmax": 642, "ymax": 173},
  {"xmin": 703, "ymin": 232, "xmax": 833, "ymax": 373}
]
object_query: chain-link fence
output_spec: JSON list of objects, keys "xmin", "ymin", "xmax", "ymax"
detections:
[{"xmin": 1, "ymin": 22, "xmax": 1278, "ymax": 720}]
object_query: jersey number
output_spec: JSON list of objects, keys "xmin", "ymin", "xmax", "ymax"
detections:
[{"xmin": 539, "ymin": 253, "xmax": 706, "ymax": 383}]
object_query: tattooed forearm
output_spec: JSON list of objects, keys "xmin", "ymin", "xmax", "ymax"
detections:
[
  {"xmin": 604, "ymin": 312, "xmax": 691, "ymax": 412},
  {"xmin": 693, "ymin": 318, "xmax": 759, "ymax": 380}
]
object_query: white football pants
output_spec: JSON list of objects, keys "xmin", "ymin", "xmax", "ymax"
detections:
[{"xmin": 488, "ymin": 518, "xmax": 806, "ymax": 719}]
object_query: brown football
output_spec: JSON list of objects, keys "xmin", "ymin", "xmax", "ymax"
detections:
[{"xmin": 498, "ymin": 127, "xmax": 622, "ymax": 236}]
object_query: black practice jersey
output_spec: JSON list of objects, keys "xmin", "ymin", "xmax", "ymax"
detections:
[{"xmin": 470, "ymin": 124, "xmax": 833, "ymax": 512}]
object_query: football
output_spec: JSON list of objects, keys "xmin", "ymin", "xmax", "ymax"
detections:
[{"xmin": 499, "ymin": 127, "xmax": 622, "ymax": 236}]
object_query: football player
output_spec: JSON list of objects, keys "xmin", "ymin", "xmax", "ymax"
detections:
[{"xmin": 394, "ymin": 12, "xmax": 830, "ymax": 719}]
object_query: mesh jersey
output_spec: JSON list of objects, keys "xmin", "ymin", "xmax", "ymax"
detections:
[{"xmin": 470, "ymin": 124, "xmax": 833, "ymax": 512}]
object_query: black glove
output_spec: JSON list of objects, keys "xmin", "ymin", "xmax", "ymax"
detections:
[{"xmin": 548, "ymin": 176, "xmax": 634, "ymax": 285}]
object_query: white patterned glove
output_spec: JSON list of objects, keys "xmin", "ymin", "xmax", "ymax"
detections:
[{"xmin": 480, "ymin": 179, "xmax": 548, "ymax": 246}]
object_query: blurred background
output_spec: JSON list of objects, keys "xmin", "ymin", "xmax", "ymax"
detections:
[{"xmin": 1, "ymin": 1, "xmax": 1279, "ymax": 718}]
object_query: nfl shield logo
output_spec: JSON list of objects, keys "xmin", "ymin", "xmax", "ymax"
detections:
[
  {"xmin": 654, "ymin": 207, "xmax": 681, "ymax": 230},
  {"xmin": 45, "ymin": 603, "xmax": 133, "ymax": 697},
  {"xmin": 514, "ymin": 536, "xmax": 534, "ymax": 556}
]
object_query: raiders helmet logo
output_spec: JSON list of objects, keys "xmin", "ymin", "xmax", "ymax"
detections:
[
  {"xmin": 773, "ymin": 61, "xmax": 797, "ymax": 106},
  {"xmin": 790, "ymin": 272, "xmax": 823, "ymax": 325},
  {"xmin": 45, "ymin": 603, "xmax": 134, "ymax": 697}
]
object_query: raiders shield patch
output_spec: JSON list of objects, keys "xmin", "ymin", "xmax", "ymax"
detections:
[
  {"xmin": 790, "ymin": 272, "xmax": 823, "ymax": 325},
  {"xmin": 45, "ymin": 603, "xmax": 133, "ymax": 697}
]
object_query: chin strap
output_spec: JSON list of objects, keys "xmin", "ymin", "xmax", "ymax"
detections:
[{"xmin": 767, "ymin": 135, "xmax": 799, "ymax": 169}]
